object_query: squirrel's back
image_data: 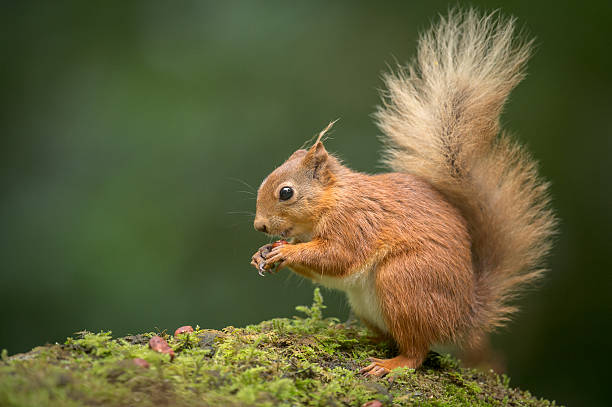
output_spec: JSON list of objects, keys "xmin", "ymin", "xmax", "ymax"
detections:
[{"xmin": 375, "ymin": 9, "xmax": 557, "ymax": 338}]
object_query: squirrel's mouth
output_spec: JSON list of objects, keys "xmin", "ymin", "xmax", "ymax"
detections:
[{"xmin": 280, "ymin": 228, "xmax": 292, "ymax": 238}]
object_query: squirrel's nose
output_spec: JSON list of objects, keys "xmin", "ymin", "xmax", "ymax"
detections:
[{"xmin": 254, "ymin": 219, "xmax": 268, "ymax": 233}]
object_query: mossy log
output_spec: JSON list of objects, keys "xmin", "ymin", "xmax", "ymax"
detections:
[{"xmin": 0, "ymin": 289, "xmax": 559, "ymax": 406}]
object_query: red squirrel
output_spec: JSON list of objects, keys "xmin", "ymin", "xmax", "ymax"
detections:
[{"xmin": 250, "ymin": 10, "xmax": 556, "ymax": 376}]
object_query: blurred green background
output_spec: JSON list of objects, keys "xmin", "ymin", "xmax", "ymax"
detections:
[{"xmin": 1, "ymin": 1, "xmax": 610, "ymax": 405}]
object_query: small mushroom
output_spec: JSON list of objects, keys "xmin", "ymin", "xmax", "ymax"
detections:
[
  {"xmin": 174, "ymin": 325, "xmax": 194, "ymax": 336},
  {"xmin": 148, "ymin": 335, "xmax": 175, "ymax": 361}
]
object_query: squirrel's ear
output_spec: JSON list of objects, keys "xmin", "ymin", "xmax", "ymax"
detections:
[{"xmin": 302, "ymin": 141, "xmax": 329, "ymax": 180}]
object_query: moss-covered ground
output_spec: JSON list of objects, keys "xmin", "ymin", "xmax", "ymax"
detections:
[{"xmin": 0, "ymin": 289, "xmax": 559, "ymax": 406}]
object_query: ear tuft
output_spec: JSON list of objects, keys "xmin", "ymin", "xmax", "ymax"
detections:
[
  {"xmin": 299, "ymin": 120, "xmax": 338, "ymax": 181},
  {"xmin": 315, "ymin": 119, "xmax": 339, "ymax": 145}
]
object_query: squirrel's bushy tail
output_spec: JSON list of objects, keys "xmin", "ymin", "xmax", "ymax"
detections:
[{"xmin": 376, "ymin": 9, "xmax": 556, "ymax": 337}]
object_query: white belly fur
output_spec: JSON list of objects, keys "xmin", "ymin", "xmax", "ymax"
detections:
[{"xmin": 313, "ymin": 263, "xmax": 388, "ymax": 333}]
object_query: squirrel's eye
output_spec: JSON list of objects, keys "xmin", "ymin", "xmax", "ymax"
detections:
[{"xmin": 279, "ymin": 186, "xmax": 294, "ymax": 201}]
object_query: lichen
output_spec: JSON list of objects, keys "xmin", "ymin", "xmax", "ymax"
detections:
[{"xmin": 0, "ymin": 289, "xmax": 560, "ymax": 406}]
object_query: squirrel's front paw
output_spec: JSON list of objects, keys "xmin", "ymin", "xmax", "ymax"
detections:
[
  {"xmin": 250, "ymin": 244, "xmax": 274, "ymax": 276},
  {"xmin": 263, "ymin": 244, "xmax": 293, "ymax": 271},
  {"xmin": 250, "ymin": 240, "xmax": 289, "ymax": 276}
]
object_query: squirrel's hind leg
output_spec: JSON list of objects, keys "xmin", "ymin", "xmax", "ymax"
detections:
[{"xmin": 361, "ymin": 253, "xmax": 450, "ymax": 376}]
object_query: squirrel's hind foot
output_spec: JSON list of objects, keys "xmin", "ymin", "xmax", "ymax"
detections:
[{"xmin": 359, "ymin": 354, "xmax": 423, "ymax": 377}]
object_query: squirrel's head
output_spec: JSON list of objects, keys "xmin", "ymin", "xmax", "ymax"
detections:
[{"xmin": 254, "ymin": 136, "xmax": 339, "ymax": 242}]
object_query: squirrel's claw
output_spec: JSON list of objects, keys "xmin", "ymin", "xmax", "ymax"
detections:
[
  {"xmin": 360, "ymin": 360, "xmax": 389, "ymax": 377},
  {"xmin": 251, "ymin": 247, "xmax": 268, "ymax": 276},
  {"xmin": 360, "ymin": 355, "xmax": 420, "ymax": 378},
  {"xmin": 251, "ymin": 243, "xmax": 284, "ymax": 277},
  {"xmin": 258, "ymin": 261, "xmax": 271, "ymax": 276},
  {"xmin": 250, "ymin": 259, "xmax": 265, "ymax": 276},
  {"xmin": 251, "ymin": 240, "xmax": 290, "ymax": 277}
]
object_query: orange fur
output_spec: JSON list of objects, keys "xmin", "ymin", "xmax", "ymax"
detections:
[{"xmin": 251, "ymin": 9, "xmax": 556, "ymax": 375}]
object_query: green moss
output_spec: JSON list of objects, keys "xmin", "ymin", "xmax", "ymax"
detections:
[{"xmin": 0, "ymin": 288, "xmax": 560, "ymax": 407}]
